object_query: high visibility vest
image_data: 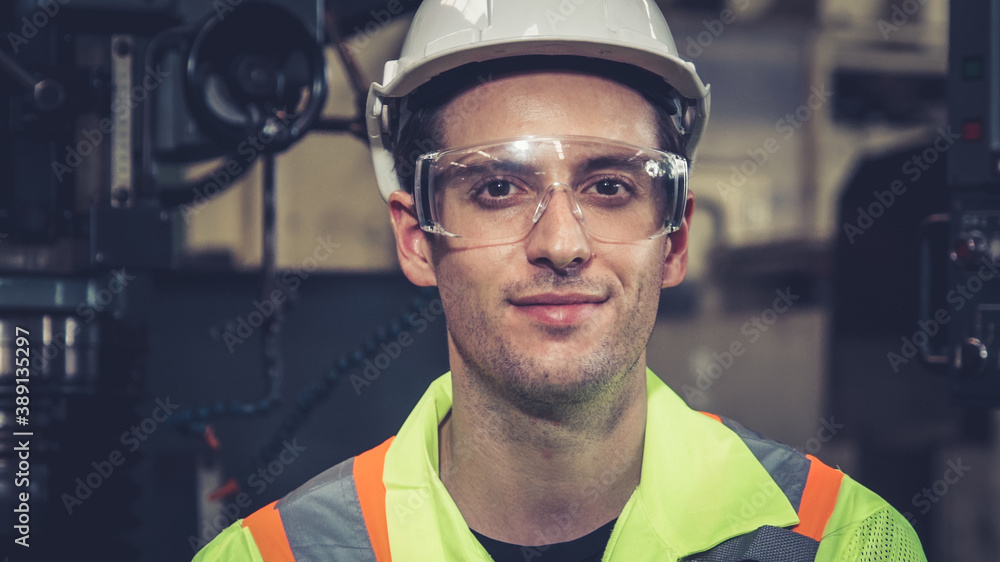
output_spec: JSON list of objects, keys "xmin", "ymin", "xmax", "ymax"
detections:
[{"xmin": 238, "ymin": 413, "xmax": 843, "ymax": 562}]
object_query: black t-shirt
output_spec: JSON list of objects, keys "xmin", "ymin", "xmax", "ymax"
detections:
[{"xmin": 469, "ymin": 518, "xmax": 617, "ymax": 562}]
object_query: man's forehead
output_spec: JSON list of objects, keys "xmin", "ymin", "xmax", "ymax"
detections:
[{"xmin": 438, "ymin": 70, "xmax": 660, "ymax": 150}]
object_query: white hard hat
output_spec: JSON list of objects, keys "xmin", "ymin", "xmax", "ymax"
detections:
[{"xmin": 366, "ymin": 0, "xmax": 711, "ymax": 202}]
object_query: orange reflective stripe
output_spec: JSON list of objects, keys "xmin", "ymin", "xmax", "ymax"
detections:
[
  {"xmin": 353, "ymin": 436, "xmax": 395, "ymax": 562},
  {"xmin": 792, "ymin": 454, "xmax": 844, "ymax": 541},
  {"xmin": 699, "ymin": 411, "xmax": 723, "ymax": 423},
  {"xmin": 241, "ymin": 500, "xmax": 295, "ymax": 562},
  {"xmin": 700, "ymin": 412, "xmax": 844, "ymax": 542}
]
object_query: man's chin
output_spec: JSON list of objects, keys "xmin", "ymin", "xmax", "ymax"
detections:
[
  {"xmin": 507, "ymin": 365, "xmax": 619, "ymax": 406},
  {"xmin": 505, "ymin": 321, "xmax": 609, "ymax": 355}
]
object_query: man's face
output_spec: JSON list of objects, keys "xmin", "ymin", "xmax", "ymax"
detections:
[{"xmin": 390, "ymin": 71, "xmax": 692, "ymax": 417}]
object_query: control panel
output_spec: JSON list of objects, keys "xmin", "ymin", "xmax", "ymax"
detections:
[{"xmin": 947, "ymin": 0, "xmax": 1000, "ymax": 404}]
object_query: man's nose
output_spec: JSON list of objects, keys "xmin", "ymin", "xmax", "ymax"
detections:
[{"xmin": 525, "ymin": 187, "xmax": 592, "ymax": 270}]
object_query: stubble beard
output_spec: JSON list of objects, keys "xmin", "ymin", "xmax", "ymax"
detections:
[{"xmin": 443, "ymin": 273, "xmax": 658, "ymax": 437}]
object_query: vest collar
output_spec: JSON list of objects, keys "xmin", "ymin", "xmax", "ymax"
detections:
[
  {"xmin": 620, "ymin": 369, "xmax": 800, "ymax": 557},
  {"xmin": 382, "ymin": 369, "xmax": 800, "ymax": 560}
]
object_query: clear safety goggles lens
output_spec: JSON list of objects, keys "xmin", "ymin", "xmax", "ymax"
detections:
[{"xmin": 414, "ymin": 136, "xmax": 688, "ymax": 242}]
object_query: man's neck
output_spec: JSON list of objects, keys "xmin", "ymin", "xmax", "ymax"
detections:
[{"xmin": 438, "ymin": 365, "xmax": 647, "ymax": 546}]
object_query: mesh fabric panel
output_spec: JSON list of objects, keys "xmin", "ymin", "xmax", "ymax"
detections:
[
  {"xmin": 839, "ymin": 507, "xmax": 924, "ymax": 562},
  {"xmin": 682, "ymin": 525, "xmax": 818, "ymax": 561}
]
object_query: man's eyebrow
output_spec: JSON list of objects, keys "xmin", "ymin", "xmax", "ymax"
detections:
[
  {"xmin": 439, "ymin": 152, "xmax": 647, "ymax": 183},
  {"xmin": 446, "ymin": 156, "xmax": 538, "ymax": 177},
  {"xmin": 578, "ymin": 154, "xmax": 646, "ymax": 175}
]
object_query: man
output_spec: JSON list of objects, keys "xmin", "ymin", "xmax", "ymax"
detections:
[{"xmin": 195, "ymin": 0, "xmax": 926, "ymax": 560}]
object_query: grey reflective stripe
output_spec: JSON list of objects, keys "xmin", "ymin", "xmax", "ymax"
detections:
[
  {"xmin": 681, "ymin": 525, "xmax": 819, "ymax": 562},
  {"xmin": 265, "ymin": 416, "xmax": 818, "ymax": 561},
  {"xmin": 275, "ymin": 456, "xmax": 377, "ymax": 561},
  {"xmin": 682, "ymin": 415, "xmax": 820, "ymax": 561},
  {"xmin": 718, "ymin": 416, "xmax": 810, "ymax": 512}
]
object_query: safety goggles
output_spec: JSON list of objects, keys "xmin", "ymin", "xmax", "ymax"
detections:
[{"xmin": 413, "ymin": 136, "xmax": 688, "ymax": 243}]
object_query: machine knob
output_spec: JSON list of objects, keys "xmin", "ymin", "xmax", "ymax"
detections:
[
  {"xmin": 952, "ymin": 231, "xmax": 989, "ymax": 269},
  {"xmin": 956, "ymin": 338, "xmax": 988, "ymax": 378}
]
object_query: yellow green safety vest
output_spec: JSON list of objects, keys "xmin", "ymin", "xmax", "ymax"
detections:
[{"xmin": 194, "ymin": 370, "xmax": 927, "ymax": 561}]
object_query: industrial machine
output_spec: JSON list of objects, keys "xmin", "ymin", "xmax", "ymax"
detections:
[
  {"xmin": 941, "ymin": 0, "xmax": 1000, "ymax": 406},
  {"xmin": 0, "ymin": 0, "xmax": 330, "ymax": 556}
]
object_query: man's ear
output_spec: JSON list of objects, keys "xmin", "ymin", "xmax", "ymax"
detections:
[
  {"xmin": 662, "ymin": 191, "xmax": 695, "ymax": 289},
  {"xmin": 388, "ymin": 190, "xmax": 438, "ymax": 287}
]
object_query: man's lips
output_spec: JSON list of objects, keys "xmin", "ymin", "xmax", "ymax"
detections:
[
  {"xmin": 510, "ymin": 293, "xmax": 608, "ymax": 306},
  {"xmin": 509, "ymin": 293, "xmax": 608, "ymax": 326}
]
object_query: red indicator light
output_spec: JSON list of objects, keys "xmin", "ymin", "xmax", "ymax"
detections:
[
  {"xmin": 954, "ymin": 238, "xmax": 973, "ymax": 261},
  {"xmin": 963, "ymin": 121, "xmax": 983, "ymax": 141}
]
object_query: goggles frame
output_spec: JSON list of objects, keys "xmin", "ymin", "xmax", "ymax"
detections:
[{"xmin": 413, "ymin": 135, "xmax": 689, "ymax": 243}]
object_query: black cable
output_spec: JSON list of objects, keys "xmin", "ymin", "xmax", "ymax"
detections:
[
  {"xmin": 169, "ymin": 2, "xmax": 435, "ymax": 472},
  {"xmin": 171, "ymin": 153, "xmax": 284, "ymax": 433},
  {"xmin": 258, "ymin": 152, "xmax": 283, "ymax": 410},
  {"xmin": 248, "ymin": 287, "xmax": 438, "ymax": 469}
]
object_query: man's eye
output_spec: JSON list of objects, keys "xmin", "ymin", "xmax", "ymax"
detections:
[
  {"xmin": 589, "ymin": 179, "xmax": 636, "ymax": 197},
  {"xmin": 485, "ymin": 180, "xmax": 513, "ymax": 198},
  {"xmin": 468, "ymin": 178, "xmax": 527, "ymax": 208},
  {"xmin": 594, "ymin": 180, "xmax": 623, "ymax": 196}
]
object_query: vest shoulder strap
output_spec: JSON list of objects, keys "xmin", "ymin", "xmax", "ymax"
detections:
[
  {"xmin": 699, "ymin": 411, "xmax": 845, "ymax": 541},
  {"xmin": 240, "ymin": 437, "xmax": 395, "ymax": 562},
  {"xmin": 243, "ymin": 416, "xmax": 843, "ymax": 561},
  {"xmin": 352, "ymin": 437, "xmax": 394, "ymax": 562},
  {"xmin": 241, "ymin": 500, "xmax": 295, "ymax": 562}
]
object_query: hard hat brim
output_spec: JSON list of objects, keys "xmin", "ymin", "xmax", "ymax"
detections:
[{"xmin": 367, "ymin": 37, "xmax": 711, "ymax": 201}]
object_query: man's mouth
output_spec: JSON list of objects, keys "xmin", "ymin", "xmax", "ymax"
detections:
[{"xmin": 509, "ymin": 293, "xmax": 608, "ymax": 326}]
